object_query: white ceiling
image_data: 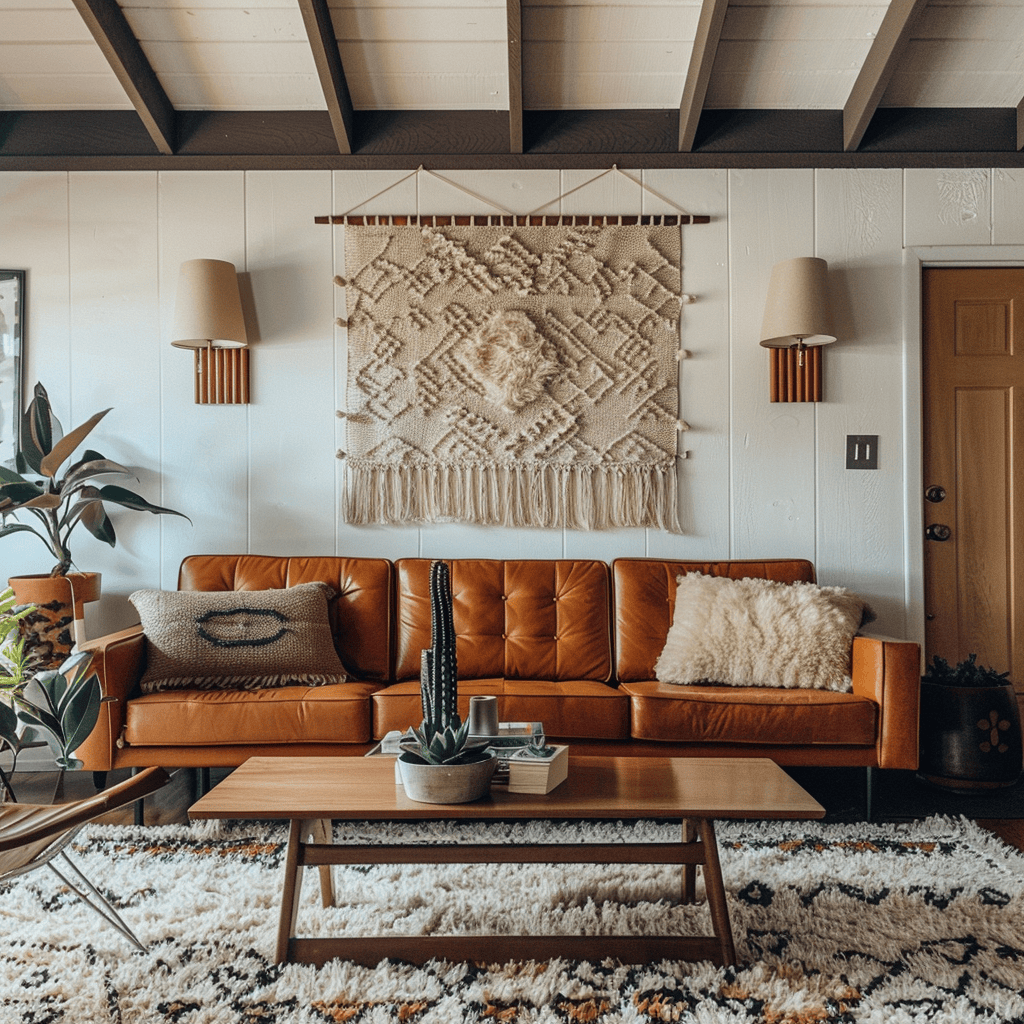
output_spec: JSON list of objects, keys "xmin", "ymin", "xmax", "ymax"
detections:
[{"xmin": 2, "ymin": 0, "xmax": 1021, "ymax": 114}]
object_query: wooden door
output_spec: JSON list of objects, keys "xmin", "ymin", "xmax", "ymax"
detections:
[{"xmin": 922, "ymin": 267, "xmax": 1024, "ymax": 695}]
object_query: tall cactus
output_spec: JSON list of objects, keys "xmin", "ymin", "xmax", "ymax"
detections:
[
  {"xmin": 405, "ymin": 560, "xmax": 483, "ymax": 765},
  {"xmin": 422, "ymin": 559, "xmax": 458, "ymax": 732}
]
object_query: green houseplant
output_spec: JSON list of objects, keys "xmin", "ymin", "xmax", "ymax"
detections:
[
  {"xmin": 919, "ymin": 653, "xmax": 1022, "ymax": 791},
  {"xmin": 0, "ymin": 382, "xmax": 189, "ymax": 670},
  {"xmin": 398, "ymin": 561, "xmax": 495, "ymax": 803},
  {"xmin": 0, "ymin": 586, "xmax": 108, "ymax": 798}
]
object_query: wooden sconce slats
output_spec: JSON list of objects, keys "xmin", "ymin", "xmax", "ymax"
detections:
[
  {"xmin": 194, "ymin": 347, "xmax": 249, "ymax": 404},
  {"xmin": 770, "ymin": 346, "xmax": 822, "ymax": 403}
]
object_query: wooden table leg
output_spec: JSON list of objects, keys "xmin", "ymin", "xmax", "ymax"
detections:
[
  {"xmin": 699, "ymin": 818, "xmax": 736, "ymax": 966},
  {"xmin": 312, "ymin": 818, "xmax": 335, "ymax": 908},
  {"xmin": 680, "ymin": 818, "xmax": 698, "ymax": 903},
  {"xmin": 275, "ymin": 818, "xmax": 307, "ymax": 964}
]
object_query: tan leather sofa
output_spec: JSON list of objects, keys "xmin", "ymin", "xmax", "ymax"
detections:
[{"xmin": 77, "ymin": 554, "xmax": 920, "ymax": 786}]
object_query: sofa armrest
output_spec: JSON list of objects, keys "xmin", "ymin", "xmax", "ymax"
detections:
[
  {"xmin": 76, "ymin": 626, "xmax": 145, "ymax": 771},
  {"xmin": 851, "ymin": 633, "xmax": 921, "ymax": 770}
]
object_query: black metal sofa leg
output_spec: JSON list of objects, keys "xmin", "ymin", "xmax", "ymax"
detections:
[
  {"xmin": 865, "ymin": 766, "xmax": 875, "ymax": 822},
  {"xmin": 92, "ymin": 771, "xmax": 107, "ymax": 790}
]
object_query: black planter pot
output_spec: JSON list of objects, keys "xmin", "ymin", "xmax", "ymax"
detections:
[{"xmin": 919, "ymin": 681, "xmax": 1023, "ymax": 790}]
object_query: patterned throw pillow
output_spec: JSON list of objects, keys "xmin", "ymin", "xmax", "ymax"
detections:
[
  {"xmin": 130, "ymin": 583, "xmax": 347, "ymax": 693},
  {"xmin": 654, "ymin": 573, "xmax": 873, "ymax": 693}
]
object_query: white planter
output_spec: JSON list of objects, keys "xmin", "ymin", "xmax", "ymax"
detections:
[{"xmin": 397, "ymin": 753, "xmax": 497, "ymax": 804}]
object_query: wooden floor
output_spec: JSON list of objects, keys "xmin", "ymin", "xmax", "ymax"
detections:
[{"xmin": 5, "ymin": 767, "xmax": 1024, "ymax": 852}]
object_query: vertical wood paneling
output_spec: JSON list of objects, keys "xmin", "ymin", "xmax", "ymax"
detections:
[
  {"xmin": 815, "ymin": 168, "xmax": 906, "ymax": 636},
  {"xmin": 334, "ymin": 170, "xmax": 420, "ymax": 558},
  {"xmin": 560, "ymin": 168, "xmax": 645, "ymax": 561},
  {"xmin": 157, "ymin": 171, "xmax": 248, "ymax": 589},
  {"xmin": 905, "ymin": 168, "xmax": 993, "ymax": 247},
  {"xmin": 643, "ymin": 168, "xmax": 731, "ymax": 562},
  {"xmin": 246, "ymin": 170, "xmax": 336, "ymax": 555},
  {"xmin": 993, "ymin": 169, "xmax": 1024, "ymax": 245},
  {"xmin": 0, "ymin": 172, "xmax": 71, "ymax": 582},
  {"xmin": 728, "ymin": 168, "xmax": 816, "ymax": 561},
  {"xmin": 68, "ymin": 172, "xmax": 161, "ymax": 635}
]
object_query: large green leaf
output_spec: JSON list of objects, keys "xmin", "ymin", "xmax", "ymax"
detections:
[
  {"xmin": 0, "ymin": 523, "xmax": 44, "ymax": 542},
  {"xmin": 79, "ymin": 500, "xmax": 117, "ymax": 546},
  {"xmin": 61, "ymin": 676, "xmax": 101, "ymax": 755},
  {"xmin": 97, "ymin": 484, "xmax": 190, "ymax": 520},
  {"xmin": 56, "ymin": 651, "xmax": 94, "ymax": 693},
  {"xmin": 0, "ymin": 479, "xmax": 46, "ymax": 504},
  {"xmin": 20, "ymin": 383, "xmax": 54, "ymax": 472},
  {"xmin": 17, "ymin": 702, "xmax": 62, "ymax": 744},
  {"xmin": 0, "ymin": 465, "xmax": 25, "ymax": 484},
  {"xmin": 0, "ymin": 700, "xmax": 19, "ymax": 750},
  {"xmin": 39, "ymin": 408, "xmax": 111, "ymax": 479},
  {"xmin": 62, "ymin": 456, "xmax": 130, "ymax": 493}
]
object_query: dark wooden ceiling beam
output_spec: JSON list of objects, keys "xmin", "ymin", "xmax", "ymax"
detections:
[
  {"xmin": 507, "ymin": 0, "xmax": 524, "ymax": 154},
  {"xmin": 678, "ymin": 0, "xmax": 730, "ymax": 152},
  {"xmin": 1, "ymin": 108, "xmax": 1021, "ymax": 170},
  {"xmin": 296, "ymin": 0, "xmax": 354, "ymax": 155},
  {"xmin": 843, "ymin": 0, "xmax": 930, "ymax": 152},
  {"xmin": 69, "ymin": 0, "xmax": 176, "ymax": 155}
]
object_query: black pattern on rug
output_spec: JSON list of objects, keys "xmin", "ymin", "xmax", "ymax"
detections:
[{"xmin": 1, "ymin": 816, "xmax": 1023, "ymax": 1022}]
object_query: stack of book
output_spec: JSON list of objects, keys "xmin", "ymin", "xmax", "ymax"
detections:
[{"xmin": 506, "ymin": 744, "xmax": 569, "ymax": 794}]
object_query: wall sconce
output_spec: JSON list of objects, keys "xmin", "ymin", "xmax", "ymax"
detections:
[
  {"xmin": 760, "ymin": 256, "xmax": 836, "ymax": 402},
  {"xmin": 172, "ymin": 259, "xmax": 249, "ymax": 404}
]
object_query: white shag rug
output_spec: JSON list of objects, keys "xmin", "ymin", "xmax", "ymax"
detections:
[{"xmin": 1, "ymin": 816, "xmax": 1023, "ymax": 1023}]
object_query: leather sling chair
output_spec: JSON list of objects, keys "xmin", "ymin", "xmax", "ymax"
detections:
[{"xmin": 0, "ymin": 766, "xmax": 171, "ymax": 952}]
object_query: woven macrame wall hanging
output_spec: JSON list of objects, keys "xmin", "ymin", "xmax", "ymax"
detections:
[{"xmin": 338, "ymin": 217, "xmax": 683, "ymax": 531}]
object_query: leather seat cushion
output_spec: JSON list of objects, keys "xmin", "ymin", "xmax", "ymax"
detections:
[
  {"xmin": 125, "ymin": 682, "xmax": 382, "ymax": 746},
  {"xmin": 373, "ymin": 679, "xmax": 630, "ymax": 741},
  {"xmin": 620, "ymin": 680, "xmax": 878, "ymax": 746}
]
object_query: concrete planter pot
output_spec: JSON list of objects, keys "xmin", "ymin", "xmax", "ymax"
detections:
[{"xmin": 397, "ymin": 753, "xmax": 497, "ymax": 804}]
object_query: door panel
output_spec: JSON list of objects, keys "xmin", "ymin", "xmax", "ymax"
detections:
[{"xmin": 922, "ymin": 267, "xmax": 1024, "ymax": 693}]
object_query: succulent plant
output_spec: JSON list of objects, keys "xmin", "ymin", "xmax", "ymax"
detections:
[
  {"xmin": 401, "ymin": 561, "xmax": 490, "ymax": 767},
  {"xmin": 922, "ymin": 653, "xmax": 1012, "ymax": 688}
]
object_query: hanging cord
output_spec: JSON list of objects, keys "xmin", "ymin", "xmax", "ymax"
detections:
[
  {"xmin": 322, "ymin": 164, "xmax": 698, "ymax": 223},
  {"xmin": 611, "ymin": 166, "xmax": 695, "ymax": 217},
  {"xmin": 523, "ymin": 167, "xmax": 616, "ymax": 217},
  {"xmin": 334, "ymin": 165, "xmax": 422, "ymax": 219},
  {"xmin": 419, "ymin": 168, "xmax": 517, "ymax": 216},
  {"xmin": 523, "ymin": 165, "xmax": 696, "ymax": 218}
]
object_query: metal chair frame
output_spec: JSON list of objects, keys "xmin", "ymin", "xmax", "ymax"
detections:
[{"xmin": 0, "ymin": 766, "xmax": 171, "ymax": 952}]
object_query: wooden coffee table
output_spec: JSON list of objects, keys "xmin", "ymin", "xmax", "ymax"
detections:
[{"xmin": 189, "ymin": 754, "xmax": 823, "ymax": 967}]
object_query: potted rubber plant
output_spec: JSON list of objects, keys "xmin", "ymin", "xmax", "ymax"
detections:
[
  {"xmin": 918, "ymin": 653, "xmax": 1023, "ymax": 791},
  {"xmin": 0, "ymin": 382, "xmax": 189, "ymax": 670},
  {"xmin": 398, "ymin": 560, "xmax": 496, "ymax": 804}
]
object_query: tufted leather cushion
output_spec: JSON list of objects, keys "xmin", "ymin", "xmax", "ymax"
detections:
[
  {"xmin": 178, "ymin": 554, "xmax": 393, "ymax": 683},
  {"xmin": 394, "ymin": 558, "xmax": 613, "ymax": 683}
]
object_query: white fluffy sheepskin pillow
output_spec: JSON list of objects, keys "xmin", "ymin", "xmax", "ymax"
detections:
[{"xmin": 653, "ymin": 573, "xmax": 873, "ymax": 692}]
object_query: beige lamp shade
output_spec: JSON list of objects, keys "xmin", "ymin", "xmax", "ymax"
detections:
[
  {"xmin": 759, "ymin": 256, "xmax": 836, "ymax": 349},
  {"xmin": 171, "ymin": 259, "xmax": 247, "ymax": 350}
]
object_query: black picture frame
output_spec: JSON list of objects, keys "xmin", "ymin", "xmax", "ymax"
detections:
[{"xmin": 0, "ymin": 270, "xmax": 24, "ymax": 468}]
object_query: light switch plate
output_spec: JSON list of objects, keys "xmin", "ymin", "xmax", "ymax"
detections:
[{"xmin": 846, "ymin": 435, "xmax": 879, "ymax": 470}]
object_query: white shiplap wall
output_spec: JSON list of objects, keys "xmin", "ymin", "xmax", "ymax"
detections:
[{"xmin": 1, "ymin": 166, "xmax": 1018, "ymax": 648}]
